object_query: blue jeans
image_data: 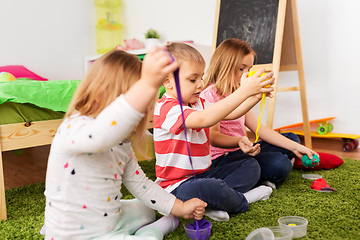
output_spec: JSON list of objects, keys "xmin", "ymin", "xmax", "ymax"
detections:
[
  {"xmin": 171, "ymin": 132, "xmax": 299, "ymax": 214},
  {"xmin": 215, "ymin": 132, "xmax": 299, "ymax": 184},
  {"xmin": 171, "ymin": 157, "xmax": 259, "ymax": 213},
  {"xmin": 253, "ymin": 132, "xmax": 300, "ymax": 183}
]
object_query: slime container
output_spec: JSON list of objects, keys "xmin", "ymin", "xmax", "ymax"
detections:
[
  {"xmin": 278, "ymin": 216, "xmax": 308, "ymax": 238},
  {"xmin": 267, "ymin": 226, "xmax": 293, "ymax": 240},
  {"xmin": 183, "ymin": 219, "xmax": 212, "ymax": 240},
  {"xmin": 245, "ymin": 227, "xmax": 275, "ymax": 240},
  {"xmin": 302, "ymin": 174, "xmax": 322, "ymax": 180}
]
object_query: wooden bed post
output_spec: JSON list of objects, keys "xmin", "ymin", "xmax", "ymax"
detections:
[
  {"xmin": 0, "ymin": 119, "xmax": 63, "ymax": 221},
  {"xmin": 0, "ymin": 136, "xmax": 8, "ymax": 220}
]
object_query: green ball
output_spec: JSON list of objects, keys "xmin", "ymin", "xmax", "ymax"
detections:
[{"xmin": 301, "ymin": 154, "xmax": 320, "ymax": 168}]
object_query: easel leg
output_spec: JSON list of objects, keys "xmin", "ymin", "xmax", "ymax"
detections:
[
  {"xmin": 266, "ymin": 0, "xmax": 287, "ymax": 129},
  {"xmin": 267, "ymin": 0, "xmax": 312, "ymax": 149},
  {"xmin": 291, "ymin": 0, "xmax": 312, "ymax": 148}
]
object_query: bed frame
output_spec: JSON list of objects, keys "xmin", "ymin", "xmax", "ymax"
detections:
[
  {"xmin": 0, "ymin": 117, "xmax": 155, "ymax": 221},
  {"xmin": 0, "ymin": 119, "xmax": 62, "ymax": 221}
]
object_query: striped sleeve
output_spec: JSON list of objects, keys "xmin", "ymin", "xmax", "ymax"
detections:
[{"xmin": 153, "ymin": 96, "xmax": 212, "ymax": 191}]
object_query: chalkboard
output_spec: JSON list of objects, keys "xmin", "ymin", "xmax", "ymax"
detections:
[{"xmin": 215, "ymin": 0, "xmax": 279, "ymax": 65}]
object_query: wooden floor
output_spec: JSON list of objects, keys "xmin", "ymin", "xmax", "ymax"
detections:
[{"xmin": 2, "ymin": 137, "xmax": 360, "ymax": 190}]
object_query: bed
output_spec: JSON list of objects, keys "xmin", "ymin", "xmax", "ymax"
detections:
[{"xmin": 0, "ymin": 75, "xmax": 80, "ymax": 220}]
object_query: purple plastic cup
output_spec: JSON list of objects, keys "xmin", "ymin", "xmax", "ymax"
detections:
[{"xmin": 183, "ymin": 219, "xmax": 212, "ymax": 240}]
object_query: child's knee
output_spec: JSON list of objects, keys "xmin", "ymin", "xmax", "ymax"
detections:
[
  {"xmin": 246, "ymin": 159, "xmax": 261, "ymax": 178},
  {"xmin": 273, "ymin": 155, "xmax": 292, "ymax": 181},
  {"xmin": 121, "ymin": 199, "xmax": 156, "ymax": 224},
  {"xmin": 135, "ymin": 201, "xmax": 156, "ymax": 223},
  {"xmin": 283, "ymin": 132, "xmax": 300, "ymax": 144},
  {"xmin": 199, "ymin": 179, "xmax": 234, "ymax": 202}
]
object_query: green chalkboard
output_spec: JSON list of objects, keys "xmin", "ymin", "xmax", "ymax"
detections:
[{"xmin": 215, "ymin": 0, "xmax": 279, "ymax": 65}]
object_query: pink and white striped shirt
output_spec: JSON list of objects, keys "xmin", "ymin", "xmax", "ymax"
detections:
[
  {"xmin": 200, "ymin": 84, "xmax": 246, "ymax": 160},
  {"xmin": 153, "ymin": 94, "xmax": 212, "ymax": 192}
]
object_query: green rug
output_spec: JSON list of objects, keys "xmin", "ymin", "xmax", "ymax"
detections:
[{"xmin": 1, "ymin": 159, "xmax": 359, "ymax": 239}]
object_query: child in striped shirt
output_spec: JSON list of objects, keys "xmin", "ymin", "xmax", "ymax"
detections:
[{"xmin": 154, "ymin": 42, "xmax": 275, "ymax": 222}]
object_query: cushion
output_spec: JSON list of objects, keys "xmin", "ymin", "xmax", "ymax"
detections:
[
  {"xmin": 294, "ymin": 152, "xmax": 344, "ymax": 170},
  {"xmin": 0, "ymin": 65, "xmax": 47, "ymax": 81}
]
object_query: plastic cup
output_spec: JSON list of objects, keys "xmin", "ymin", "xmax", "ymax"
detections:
[
  {"xmin": 183, "ymin": 221, "xmax": 212, "ymax": 240},
  {"xmin": 278, "ymin": 216, "xmax": 308, "ymax": 238},
  {"xmin": 267, "ymin": 226, "xmax": 293, "ymax": 240},
  {"xmin": 245, "ymin": 227, "xmax": 275, "ymax": 240}
]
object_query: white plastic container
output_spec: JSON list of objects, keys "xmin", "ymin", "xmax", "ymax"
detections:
[
  {"xmin": 278, "ymin": 216, "xmax": 308, "ymax": 238},
  {"xmin": 245, "ymin": 227, "xmax": 275, "ymax": 240},
  {"xmin": 302, "ymin": 174, "xmax": 322, "ymax": 180},
  {"xmin": 267, "ymin": 226, "xmax": 293, "ymax": 240}
]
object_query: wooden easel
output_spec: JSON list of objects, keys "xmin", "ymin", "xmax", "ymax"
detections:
[{"xmin": 213, "ymin": 0, "xmax": 312, "ymax": 148}]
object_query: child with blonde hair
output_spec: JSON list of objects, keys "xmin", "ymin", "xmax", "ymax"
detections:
[
  {"xmin": 153, "ymin": 42, "xmax": 275, "ymax": 222},
  {"xmin": 44, "ymin": 48, "xmax": 206, "ymax": 240},
  {"xmin": 201, "ymin": 38, "xmax": 317, "ymax": 190}
]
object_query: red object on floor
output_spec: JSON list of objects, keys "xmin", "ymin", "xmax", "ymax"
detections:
[
  {"xmin": 311, "ymin": 178, "xmax": 336, "ymax": 191},
  {"xmin": 294, "ymin": 152, "xmax": 344, "ymax": 170}
]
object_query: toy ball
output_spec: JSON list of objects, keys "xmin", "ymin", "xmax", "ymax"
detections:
[
  {"xmin": 248, "ymin": 70, "xmax": 266, "ymax": 78},
  {"xmin": 301, "ymin": 154, "xmax": 320, "ymax": 168},
  {"xmin": 0, "ymin": 72, "xmax": 16, "ymax": 82}
]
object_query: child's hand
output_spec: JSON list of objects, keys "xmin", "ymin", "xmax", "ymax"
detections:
[
  {"xmin": 238, "ymin": 136, "xmax": 260, "ymax": 156},
  {"xmin": 240, "ymin": 69, "xmax": 275, "ymax": 97},
  {"xmin": 182, "ymin": 198, "xmax": 207, "ymax": 220},
  {"xmin": 293, "ymin": 144, "xmax": 318, "ymax": 159},
  {"xmin": 141, "ymin": 46, "xmax": 179, "ymax": 89}
]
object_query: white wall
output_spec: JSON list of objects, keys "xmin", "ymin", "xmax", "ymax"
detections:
[
  {"xmin": 0, "ymin": 0, "xmax": 359, "ymax": 135},
  {"xmin": 0, "ymin": 0, "xmax": 96, "ymax": 80},
  {"xmin": 273, "ymin": 0, "xmax": 360, "ymax": 134}
]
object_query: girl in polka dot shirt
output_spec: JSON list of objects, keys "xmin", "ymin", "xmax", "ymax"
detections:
[{"xmin": 43, "ymin": 48, "xmax": 206, "ymax": 240}]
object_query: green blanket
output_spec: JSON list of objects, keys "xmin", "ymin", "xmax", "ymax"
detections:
[
  {"xmin": 0, "ymin": 79, "xmax": 80, "ymax": 112},
  {"xmin": 0, "ymin": 102, "xmax": 65, "ymax": 125}
]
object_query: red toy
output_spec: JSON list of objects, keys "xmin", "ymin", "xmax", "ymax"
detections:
[{"xmin": 311, "ymin": 178, "xmax": 336, "ymax": 192}]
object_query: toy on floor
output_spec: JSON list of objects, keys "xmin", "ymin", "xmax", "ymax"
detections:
[
  {"xmin": 274, "ymin": 117, "xmax": 360, "ymax": 152},
  {"xmin": 294, "ymin": 152, "xmax": 344, "ymax": 170},
  {"xmin": 343, "ymin": 138, "xmax": 359, "ymax": 152},
  {"xmin": 311, "ymin": 178, "xmax": 336, "ymax": 192},
  {"xmin": 301, "ymin": 154, "xmax": 320, "ymax": 167}
]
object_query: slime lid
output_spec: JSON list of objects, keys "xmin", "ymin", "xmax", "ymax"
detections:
[{"xmin": 245, "ymin": 227, "xmax": 275, "ymax": 240}]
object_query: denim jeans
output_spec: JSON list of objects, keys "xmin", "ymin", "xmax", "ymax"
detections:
[
  {"xmin": 170, "ymin": 132, "xmax": 299, "ymax": 214},
  {"xmin": 253, "ymin": 132, "xmax": 300, "ymax": 183}
]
